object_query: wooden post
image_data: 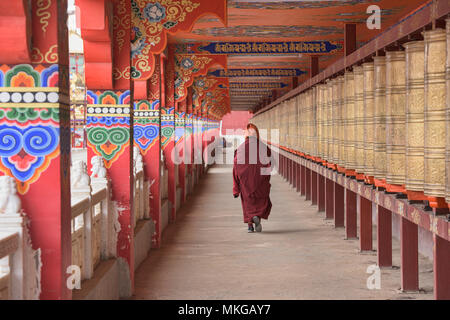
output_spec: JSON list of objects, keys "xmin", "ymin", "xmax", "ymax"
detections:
[
  {"xmin": 162, "ymin": 46, "xmax": 177, "ymax": 222},
  {"xmin": 311, "ymin": 171, "xmax": 318, "ymax": 205},
  {"xmin": 345, "ymin": 189, "xmax": 358, "ymax": 239},
  {"xmin": 400, "ymin": 217, "xmax": 419, "ymax": 292},
  {"xmin": 310, "ymin": 56, "xmax": 319, "ymax": 78},
  {"xmin": 377, "ymin": 206, "xmax": 393, "ymax": 268},
  {"xmin": 318, "ymin": 173, "xmax": 325, "ymax": 212},
  {"xmin": 360, "ymin": 196, "xmax": 373, "ymax": 251},
  {"xmin": 325, "ymin": 178, "xmax": 334, "ymax": 219},
  {"xmin": 334, "ymin": 183, "xmax": 345, "ymax": 227},
  {"xmin": 433, "ymin": 234, "xmax": 450, "ymax": 300},
  {"xmin": 301, "ymin": 164, "xmax": 306, "ymax": 196},
  {"xmin": 305, "ymin": 168, "xmax": 311, "ymax": 201},
  {"xmin": 0, "ymin": 0, "xmax": 71, "ymax": 299},
  {"xmin": 345, "ymin": 23, "xmax": 357, "ymax": 56}
]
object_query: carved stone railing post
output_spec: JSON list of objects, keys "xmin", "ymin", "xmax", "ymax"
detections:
[
  {"xmin": 71, "ymin": 161, "xmax": 93, "ymax": 280},
  {"xmin": 90, "ymin": 156, "xmax": 115, "ymax": 259},
  {"xmin": 0, "ymin": 176, "xmax": 41, "ymax": 300}
]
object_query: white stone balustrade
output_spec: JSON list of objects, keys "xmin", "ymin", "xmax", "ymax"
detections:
[
  {"xmin": 0, "ymin": 176, "xmax": 41, "ymax": 300},
  {"xmin": 133, "ymin": 147, "xmax": 150, "ymax": 229},
  {"xmin": 70, "ymin": 157, "xmax": 117, "ymax": 284}
]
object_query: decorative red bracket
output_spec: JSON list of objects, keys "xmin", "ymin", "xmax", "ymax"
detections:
[
  {"xmin": 0, "ymin": 0, "xmax": 32, "ymax": 63},
  {"xmin": 77, "ymin": 0, "xmax": 113, "ymax": 89}
]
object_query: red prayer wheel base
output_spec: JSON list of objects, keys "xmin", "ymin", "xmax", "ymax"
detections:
[
  {"xmin": 374, "ymin": 179, "xmax": 387, "ymax": 189},
  {"xmin": 385, "ymin": 183, "xmax": 406, "ymax": 194},
  {"xmin": 426, "ymin": 196, "xmax": 448, "ymax": 209},
  {"xmin": 345, "ymin": 169, "xmax": 356, "ymax": 177},
  {"xmin": 406, "ymin": 190, "xmax": 428, "ymax": 202},
  {"xmin": 365, "ymin": 176, "xmax": 375, "ymax": 185},
  {"xmin": 327, "ymin": 163, "xmax": 336, "ymax": 170},
  {"xmin": 336, "ymin": 165, "xmax": 346, "ymax": 174}
]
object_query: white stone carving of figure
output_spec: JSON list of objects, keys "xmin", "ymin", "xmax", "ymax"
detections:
[
  {"xmin": 133, "ymin": 146, "xmax": 144, "ymax": 172},
  {"xmin": 0, "ymin": 175, "xmax": 21, "ymax": 214},
  {"xmin": 71, "ymin": 160, "xmax": 90, "ymax": 188},
  {"xmin": 91, "ymin": 156, "xmax": 107, "ymax": 179}
]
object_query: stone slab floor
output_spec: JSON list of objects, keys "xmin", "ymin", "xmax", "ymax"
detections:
[{"xmin": 133, "ymin": 164, "xmax": 434, "ymax": 300}]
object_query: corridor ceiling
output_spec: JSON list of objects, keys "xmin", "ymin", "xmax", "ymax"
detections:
[{"xmin": 168, "ymin": 0, "xmax": 430, "ymax": 111}]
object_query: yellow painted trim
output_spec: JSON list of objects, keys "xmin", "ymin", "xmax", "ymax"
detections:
[
  {"xmin": 87, "ymin": 104, "xmax": 131, "ymax": 108},
  {"xmin": 0, "ymin": 103, "xmax": 60, "ymax": 108},
  {"xmin": 86, "ymin": 113, "xmax": 130, "ymax": 117},
  {"xmin": 0, "ymin": 87, "xmax": 59, "ymax": 92}
]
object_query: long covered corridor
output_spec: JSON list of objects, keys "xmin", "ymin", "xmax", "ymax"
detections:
[
  {"xmin": 0, "ymin": 0, "xmax": 450, "ymax": 302},
  {"xmin": 133, "ymin": 164, "xmax": 433, "ymax": 300}
]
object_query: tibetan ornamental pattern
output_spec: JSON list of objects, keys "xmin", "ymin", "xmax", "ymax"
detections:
[
  {"xmin": 86, "ymin": 90, "xmax": 131, "ymax": 168},
  {"xmin": 0, "ymin": 63, "xmax": 61, "ymax": 194},
  {"xmin": 131, "ymin": 0, "xmax": 227, "ymax": 80}
]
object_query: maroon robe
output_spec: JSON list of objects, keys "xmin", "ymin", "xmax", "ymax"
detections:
[{"xmin": 233, "ymin": 137, "xmax": 272, "ymax": 224}]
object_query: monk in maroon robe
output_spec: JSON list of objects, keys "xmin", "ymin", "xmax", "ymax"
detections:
[{"xmin": 233, "ymin": 124, "xmax": 272, "ymax": 233}]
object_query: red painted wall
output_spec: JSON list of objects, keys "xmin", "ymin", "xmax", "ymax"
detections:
[{"xmin": 220, "ymin": 111, "xmax": 253, "ymax": 135}]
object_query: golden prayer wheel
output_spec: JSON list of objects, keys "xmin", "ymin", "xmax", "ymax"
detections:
[
  {"xmin": 302, "ymin": 93, "xmax": 307, "ymax": 154},
  {"xmin": 332, "ymin": 78, "xmax": 339, "ymax": 165},
  {"xmin": 327, "ymin": 79, "xmax": 334, "ymax": 165},
  {"xmin": 336, "ymin": 76, "xmax": 345, "ymax": 171},
  {"xmin": 282, "ymin": 101, "xmax": 287, "ymax": 147},
  {"xmin": 373, "ymin": 56, "xmax": 387, "ymax": 183},
  {"xmin": 316, "ymin": 84, "xmax": 323, "ymax": 159},
  {"xmin": 404, "ymin": 40, "xmax": 425, "ymax": 194},
  {"xmin": 291, "ymin": 98, "xmax": 296, "ymax": 149},
  {"xmin": 423, "ymin": 28, "xmax": 447, "ymax": 202},
  {"xmin": 446, "ymin": 20, "xmax": 450, "ymax": 205},
  {"xmin": 344, "ymin": 71, "xmax": 356, "ymax": 172},
  {"xmin": 385, "ymin": 51, "xmax": 406, "ymax": 189},
  {"xmin": 287, "ymin": 99, "xmax": 292, "ymax": 149},
  {"xmin": 362, "ymin": 62, "xmax": 375, "ymax": 179},
  {"xmin": 321, "ymin": 84, "xmax": 328, "ymax": 160},
  {"xmin": 312, "ymin": 87, "xmax": 318, "ymax": 158},
  {"xmin": 294, "ymin": 97, "xmax": 299, "ymax": 151},
  {"xmin": 308, "ymin": 89, "xmax": 315, "ymax": 156},
  {"xmin": 297, "ymin": 94, "xmax": 302, "ymax": 152},
  {"xmin": 353, "ymin": 65, "xmax": 365, "ymax": 176}
]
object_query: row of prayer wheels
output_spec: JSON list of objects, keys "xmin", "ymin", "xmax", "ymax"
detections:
[{"xmin": 252, "ymin": 21, "xmax": 450, "ymax": 209}]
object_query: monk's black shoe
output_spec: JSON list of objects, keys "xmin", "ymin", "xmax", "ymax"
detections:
[
  {"xmin": 253, "ymin": 216, "xmax": 262, "ymax": 232},
  {"xmin": 248, "ymin": 225, "xmax": 254, "ymax": 233}
]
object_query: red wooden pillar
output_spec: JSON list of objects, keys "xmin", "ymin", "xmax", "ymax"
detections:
[
  {"xmin": 293, "ymin": 160, "xmax": 297, "ymax": 190},
  {"xmin": 325, "ymin": 178, "xmax": 334, "ymax": 219},
  {"xmin": 305, "ymin": 168, "xmax": 311, "ymax": 201},
  {"xmin": 284, "ymin": 157, "xmax": 288, "ymax": 181},
  {"xmin": 400, "ymin": 217, "xmax": 419, "ymax": 292},
  {"xmin": 134, "ymin": 57, "xmax": 162, "ymax": 249},
  {"xmin": 318, "ymin": 173, "xmax": 325, "ymax": 212},
  {"xmin": 310, "ymin": 56, "xmax": 319, "ymax": 78},
  {"xmin": 288, "ymin": 158, "xmax": 292, "ymax": 185},
  {"xmin": 345, "ymin": 23, "xmax": 357, "ymax": 56},
  {"xmin": 162, "ymin": 46, "xmax": 177, "ymax": 222},
  {"xmin": 377, "ymin": 206, "xmax": 393, "ymax": 268},
  {"xmin": 0, "ymin": 0, "xmax": 71, "ymax": 299},
  {"xmin": 301, "ymin": 164, "xmax": 306, "ymax": 196},
  {"xmin": 296, "ymin": 163, "xmax": 301, "ymax": 193},
  {"xmin": 345, "ymin": 189, "xmax": 357, "ymax": 239},
  {"xmin": 359, "ymin": 196, "xmax": 373, "ymax": 251},
  {"xmin": 433, "ymin": 234, "xmax": 450, "ymax": 300},
  {"xmin": 185, "ymin": 88, "xmax": 194, "ymax": 195},
  {"xmin": 175, "ymin": 101, "xmax": 186, "ymax": 205},
  {"xmin": 311, "ymin": 171, "xmax": 318, "ymax": 205},
  {"xmin": 334, "ymin": 183, "xmax": 345, "ymax": 227},
  {"xmin": 83, "ymin": 0, "xmax": 135, "ymax": 296},
  {"xmin": 291, "ymin": 160, "xmax": 295, "ymax": 187}
]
